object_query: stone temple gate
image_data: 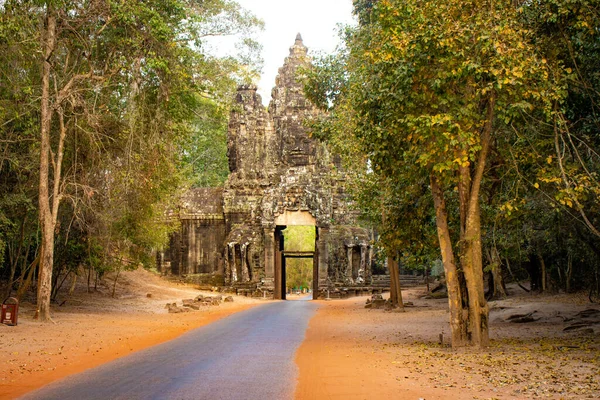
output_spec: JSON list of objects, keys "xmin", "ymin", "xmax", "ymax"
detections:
[{"xmin": 157, "ymin": 35, "xmax": 381, "ymax": 299}]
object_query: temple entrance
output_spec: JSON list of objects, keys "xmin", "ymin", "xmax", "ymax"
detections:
[{"xmin": 273, "ymin": 211, "xmax": 318, "ymax": 300}]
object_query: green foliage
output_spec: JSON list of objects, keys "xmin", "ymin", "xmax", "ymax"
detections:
[
  {"xmin": 283, "ymin": 226, "xmax": 315, "ymax": 290},
  {"xmin": 0, "ymin": 0, "xmax": 262, "ymax": 292},
  {"xmin": 305, "ymin": 0, "xmax": 600, "ymax": 294},
  {"xmin": 286, "ymin": 258, "xmax": 313, "ymax": 290},
  {"xmin": 282, "ymin": 226, "xmax": 316, "ymax": 252},
  {"xmin": 181, "ymin": 96, "xmax": 231, "ymax": 187}
]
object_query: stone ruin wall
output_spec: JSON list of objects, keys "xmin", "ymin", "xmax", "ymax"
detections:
[
  {"xmin": 158, "ymin": 35, "xmax": 385, "ymax": 298},
  {"xmin": 157, "ymin": 188, "xmax": 227, "ymax": 285}
]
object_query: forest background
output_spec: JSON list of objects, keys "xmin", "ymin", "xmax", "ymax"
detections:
[{"xmin": 0, "ymin": 0, "xmax": 262, "ymax": 320}]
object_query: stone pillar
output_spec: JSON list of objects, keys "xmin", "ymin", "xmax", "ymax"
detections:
[
  {"xmin": 312, "ymin": 228, "xmax": 320, "ymax": 299},
  {"xmin": 188, "ymin": 221, "xmax": 196, "ymax": 275},
  {"xmin": 346, "ymin": 245, "xmax": 354, "ymax": 282},
  {"xmin": 263, "ymin": 228, "xmax": 275, "ymax": 289},
  {"xmin": 229, "ymin": 243, "xmax": 238, "ymax": 283},
  {"xmin": 224, "ymin": 244, "xmax": 230, "ymax": 284},
  {"xmin": 274, "ymin": 228, "xmax": 283, "ymax": 300},
  {"xmin": 366, "ymin": 245, "xmax": 373, "ymax": 283},
  {"xmin": 179, "ymin": 221, "xmax": 188, "ymax": 275},
  {"xmin": 358, "ymin": 244, "xmax": 367, "ymax": 283},
  {"xmin": 241, "ymin": 243, "xmax": 250, "ymax": 282},
  {"xmin": 317, "ymin": 227, "xmax": 329, "ymax": 289},
  {"xmin": 312, "ymin": 243, "xmax": 319, "ymax": 299}
]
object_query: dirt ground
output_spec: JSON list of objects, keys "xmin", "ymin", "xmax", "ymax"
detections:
[
  {"xmin": 0, "ymin": 268, "xmax": 262, "ymax": 399},
  {"xmin": 295, "ymin": 286, "xmax": 600, "ymax": 400},
  {"xmin": 2, "ymin": 273, "xmax": 599, "ymax": 400}
]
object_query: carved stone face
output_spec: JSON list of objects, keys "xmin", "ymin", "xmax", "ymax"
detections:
[{"xmin": 283, "ymin": 126, "xmax": 315, "ymax": 166}]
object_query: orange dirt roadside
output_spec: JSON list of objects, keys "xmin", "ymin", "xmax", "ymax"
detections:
[
  {"xmin": 295, "ymin": 287, "xmax": 600, "ymax": 400},
  {"xmin": 0, "ymin": 268, "xmax": 261, "ymax": 399}
]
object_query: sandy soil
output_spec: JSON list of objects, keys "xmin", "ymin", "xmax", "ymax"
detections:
[
  {"xmin": 295, "ymin": 286, "xmax": 600, "ymax": 400},
  {"xmin": 3, "ymin": 273, "xmax": 599, "ymax": 400},
  {"xmin": 0, "ymin": 268, "xmax": 262, "ymax": 399}
]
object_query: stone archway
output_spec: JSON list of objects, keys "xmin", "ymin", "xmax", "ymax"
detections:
[
  {"xmin": 272, "ymin": 211, "xmax": 318, "ymax": 300},
  {"xmin": 158, "ymin": 36, "xmax": 376, "ymax": 301}
]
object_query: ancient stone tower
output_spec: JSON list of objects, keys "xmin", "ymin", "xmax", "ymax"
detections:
[{"xmin": 158, "ymin": 35, "xmax": 375, "ymax": 299}]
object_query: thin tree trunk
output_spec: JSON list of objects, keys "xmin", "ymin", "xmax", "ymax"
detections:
[
  {"xmin": 486, "ymin": 247, "xmax": 507, "ymax": 299},
  {"xmin": 87, "ymin": 239, "xmax": 93, "ymax": 293},
  {"xmin": 36, "ymin": 11, "xmax": 57, "ymax": 321},
  {"xmin": 566, "ymin": 253, "xmax": 573, "ymax": 293},
  {"xmin": 537, "ymin": 252, "xmax": 547, "ymax": 292},
  {"xmin": 17, "ymin": 252, "xmax": 40, "ymax": 301},
  {"xmin": 69, "ymin": 271, "xmax": 77, "ymax": 296},
  {"xmin": 5, "ymin": 216, "xmax": 26, "ymax": 299},
  {"xmin": 430, "ymin": 174, "xmax": 467, "ymax": 347},
  {"xmin": 112, "ymin": 266, "xmax": 122, "ymax": 298},
  {"xmin": 388, "ymin": 255, "xmax": 404, "ymax": 311},
  {"xmin": 457, "ymin": 93, "xmax": 495, "ymax": 348},
  {"xmin": 504, "ymin": 257, "xmax": 530, "ymax": 293},
  {"xmin": 51, "ymin": 265, "xmax": 65, "ymax": 301}
]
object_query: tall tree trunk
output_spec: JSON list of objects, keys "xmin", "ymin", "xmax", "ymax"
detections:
[
  {"xmin": 430, "ymin": 174, "xmax": 467, "ymax": 347},
  {"xmin": 388, "ymin": 254, "xmax": 404, "ymax": 311},
  {"xmin": 457, "ymin": 93, "xmax": 495, "ymax": 348},
  {"xmin": 36, "ymin": 11, "xmax": 57, "ymax": 321},
  {"xmin": 462, "ymin": 208, "xmax": 490, "ymax": 347}
]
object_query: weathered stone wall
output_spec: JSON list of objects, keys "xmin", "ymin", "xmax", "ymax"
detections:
[
  {"xmin": 158, "ymin": 188, "xmax": 226, "ymax": 280},
  {"xmin": 159, "ymin": 35, "xmax": 376, "ymax": 297}
]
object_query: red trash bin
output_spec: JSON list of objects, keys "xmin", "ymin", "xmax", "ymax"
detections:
[{"xmin": 1, "ymin": 297, "xmax": 19, "ymax": 326}]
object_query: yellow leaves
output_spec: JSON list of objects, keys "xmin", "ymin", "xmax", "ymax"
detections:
[
  {"xmin": 512, "ymin": 67, "xmax": 524, "ymax": 79},
  {"xmin": 560, "ymin": 198, "xmax": 574, "ymax": 208},
  {"xmin": 539, "ymin": 176, "xmax": 561, "ymax": 184},
  {"xmin": 500, "ymin": 201, "xmax": 518, "ymax": 217},
  {"xmin": 534, "ymin": 182, "xmax": 539, "ymax": 189},
  {"xmin": 452, "ymin": 156, "xmax": 470, "ymax": 168},
  {"xmin": 546, "ymin": 156, "xmax": 553, "ymax": 164},
  {"xmin": 430, "ymin": 114, "xmax": 452, "ymax": 126}
]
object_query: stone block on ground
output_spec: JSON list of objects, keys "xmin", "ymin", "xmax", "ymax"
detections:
[
  {"xmin": 371, "ymin": 299, "xmax": 386, "ymax": 309},
  {"xmin": 167, "ymin": 304, "xmax": 191, "ymax": 313},
  {"xmin": 182, "ymin": 302, "xmax": 200, "ymax": 310}
]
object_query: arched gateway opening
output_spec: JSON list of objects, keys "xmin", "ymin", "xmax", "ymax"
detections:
[{"xmin": 273, "ymin": 211, "xmax": 317, "ymax": 300}]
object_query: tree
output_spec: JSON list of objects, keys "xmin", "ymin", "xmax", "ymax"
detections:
[
  {"xmin": 306, "ymin": 0, "xmax": 563, "ymax": 347},
  {"xmin": 0, "ymin": 0, "xmax": 262, "ymax": 321}
]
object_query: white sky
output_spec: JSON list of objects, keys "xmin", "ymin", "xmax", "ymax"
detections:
[{"xmin": 234, "ymin": 0, "xmax": 355, "ymax": 104}]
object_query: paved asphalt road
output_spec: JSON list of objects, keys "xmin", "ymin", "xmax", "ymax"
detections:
[{"xmin": 22, "ymin": 300, "xmax": 318, "ymax": 400}]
